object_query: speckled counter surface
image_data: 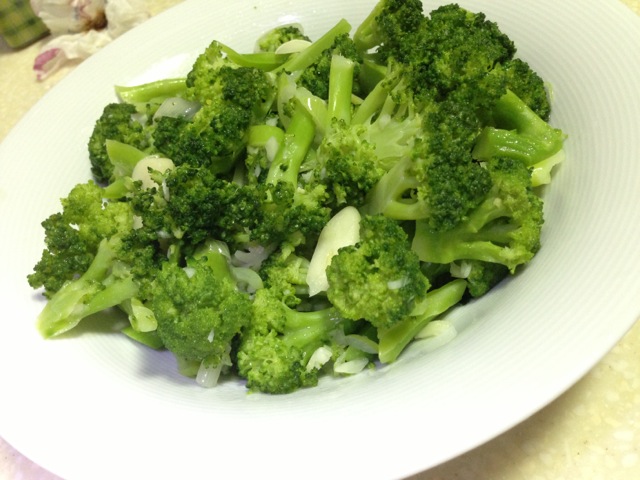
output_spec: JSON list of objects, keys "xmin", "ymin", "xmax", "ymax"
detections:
[{"xmin": 1, "ymin": 1, "xmax": 639, "ymax": 479}]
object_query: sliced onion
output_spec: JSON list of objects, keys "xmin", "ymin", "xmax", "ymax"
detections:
[
  {"xmin": 196, "ymin": 361, "xmax": 223, "ymax": 388},
  {"xmin": 415, "ymin": 320, "xmax": 458, "ymax": 352},
  {"xmin": 275, "ymin": 39, "xmax": 312, "ymax": 55},
  {"xmin": 333, "ymin": 353, "xmax": 369, "ymax": 375},
  {"xmin": 306, "ymin": 345, "xmax": 333, "ymax": 372},
  {"xmin": 153, "ymin": 96, "xmax": 201, "ymax": 121}
]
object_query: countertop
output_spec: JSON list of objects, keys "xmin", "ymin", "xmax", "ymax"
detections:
[{"xmin": 1, "ymin": 1, "xmax": 639, "ymax": 479}]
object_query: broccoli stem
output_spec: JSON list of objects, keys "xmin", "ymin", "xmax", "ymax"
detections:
[
  {"xmin": 266, "ymin": 102, "xmax": 316, "ymax": 186},
  {"xmin": 277, "ymin": 18, "xmax": 352, "ymax": 74},
  {"xmin": 121, "ymin": 326, "xmax": 165, "ymax": 349},
  {"xmin": 362, "ymin": 156, "xmax": 429, "ymax": 219},
  {"xmin": 351, "ymin": 77, "xmax": 389, "ymax": 124},
  {"xmin": 283, "ymin": 307, "xmax": 336, "ymax": 360},
  {"xmin": 358, "ymin": 56, "xmax": 387, "ymax": 95},
  {"xmin": 105, "ymin": 139, "xmax": 149, "ymax": 179},
  {"xmin": 377, "ymin": 279, "xmax": 467, "ymax": 363},
  {"xmin": 352, "ymin": 0, "xmax": 387, "ymax": 52},
  {"xmin": 115, "ymin": 77, "xmax": 187, "ymax": 106},
  {"xmin": 327, "ymin": 54, "xmax": 355, "ymax": 125},
  {"xmin": 247, "ymin": 124, "xmax": 285, "ymax": 148},
  {"xmin": 295, "ymin": 87, "xmax": 329, "ymax": 135},
  {"xmin": 472, "ymin": 89, "xmax": 565, "ymax": 166},
  {"xmin": 37, "ymin": 238, "xmax": 139, "ymax": 338},
  {"xmin": 219, "ymin": 43, "xmax": 288, "ymax": 71},
  {"xmin": 192, "ymin": 239, "xmax": 236, "ymax": 284}
]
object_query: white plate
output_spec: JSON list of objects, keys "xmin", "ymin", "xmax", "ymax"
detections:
[{"xmin": 1, "ymin": 0, "xmax": 639, "ymax": 478}]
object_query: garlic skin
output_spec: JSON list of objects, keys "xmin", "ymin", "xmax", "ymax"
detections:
[{"xmin": 31, "ymin": 0, "xmax": 150, "ymax": 80}]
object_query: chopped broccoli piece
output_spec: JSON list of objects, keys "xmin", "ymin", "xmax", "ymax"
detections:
[
  {"xmin": 88, "ymin": 103, "xmax": 153, "ymax": 183},
  {"xmin": 412, "ymin": 157, "xmax": 544, "ymax": 272},
  {"xmin": 235, "ymin": 288, "xmax": 340, "ymax": 394},
  {"xmin": 255, "ymin": 24, "xmax": 311, "ymax": 53},
  {"xmin": 151, "ymin": 248, "xmax": 252, "ymax": 375},
  {"xmin": 326, "ymin": 214, "xmax": 430, "ymax": 330}
]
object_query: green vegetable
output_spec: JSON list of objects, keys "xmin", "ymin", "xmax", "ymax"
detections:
[{"xmin": 28, "ymin": 0, "xmax": 566, "ymax": 394}]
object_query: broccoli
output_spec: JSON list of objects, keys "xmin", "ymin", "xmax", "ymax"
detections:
[
  {"xmin": 411, "ymin": 157, "xmax": 544, "ymax": 273},
  {"xmin": 30, "ymin": 182, "xmax": 161, "ymax": 337},
  {"xmin": 359, "ymin": 81, "xmax": 493, "ymax": 231},
  {"xmin": 88, "ymin": 103, "xmax": 154, "ymax": 183},
  {"xmin": 377, "ymin": 279, "xmax": 467, "ymax": 363},
  {"xmin": 151, "ymin": 243, "xmax": 253, "ymax": 385},
  {"xmin": 235, "ymin": 287, "xmax": 340, "ymax": 394},
  {"xmin": 152, "ymin": 46, "xmax": 277, "ymax": 172},
  {"xmin": 353, "ymin": 0, "xmax": 426, "ymax": 62},
  {"xmin": 498, "ymin": 58, "xmax": 551, "ymax": 121},
  {"xmin": 28, "ymin": 181, "xmax": 136, "ymax": 296},
  {"xmin": 87, "ymin": 78, "xmax": 191, "ymax": 184},
  {"xmin": 255, "ymin": 24, "xmax": 311, "ymax": 53},
  {"xmin": 326, "ymin": 214, "xmax": 430, "ymax": 330},
  {"xmin": 473, "ymin": 89, "xmax": 566, "ymax": 186},
  {"xmin": 29, "ymin": 0, "xmax": 566, "ymax": 394}
]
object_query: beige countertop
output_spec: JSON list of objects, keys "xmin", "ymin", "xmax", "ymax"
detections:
[{"xmin": 1, "ymin": 1, "xmax": 639, "ymax": 479}]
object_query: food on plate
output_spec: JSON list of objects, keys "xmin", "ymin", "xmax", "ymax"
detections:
[{"xmin": 27, "ymin": 0, "xmax": 566, "ymax": 394}]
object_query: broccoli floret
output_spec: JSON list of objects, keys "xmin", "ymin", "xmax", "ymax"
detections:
[
  {"xmin": 313, "ymin": 120, "xmax": 384, "ymax": 208},
  {"xmin": 87, "ymin": 77, "xmax": 192, "ymax": 184},
  {"xmin": 160, "ymin": 164, "xmax": 261, "ymax": 249},
  {"xmin": 28, "ymin": 181, "xmax": 134, "ymax": 296},
  {"xmin": 353, "ymin": 0, "xmax": 426, "ymax": 62},
  {"xmin": 377, "ymin": 279, "xmax": 467, "ymax": 363},
  {"xmin": 412, "ymin": 157, "xmax": 544, "ymax": 272},
  {"xmin": 235, "ymin": 288, "xmax": 340, "ymax": 394},
  {"xmin": 498, "ymin": 58, "xmax": 551, "ymax": 121},
  {"xmin": 416, "ymin": 4, "xmax": 515, "ymax": 96},
  {"xmin": 255, "ymin": 24, "xmax": 311, "ymax": 53},
  {"xmin": 360, "ymin": 84, "xmax": 492, "ymax": 231},
  {"xmin": 151, "ymin": 246, "xmax": 252, "ymax": 380},
  {"xmin": 152, "ymin": 40, "xmax": 277, "ymax": 172},
  {"xmin": 473, "ymin": 89, "xmax": 566, "ymax": 186},
  {"xmin": 297, "ymin": 33, "xmax": 363, "ymax": 100},
  {"xmin": 88, "ymin": 103, "xmax": 153, "ymax": 183},
  {"xmin": 258, "ymin": 247, "xmax": 311, "ymax": 308},
  {"xmin": 325, "ymin": 214, "xmax": 430, "ymax": 330},
  {"xmin": 30, "ymin": 183, "xmax": 162, "ymax": 337},
  {"xmin": 462, "ymin": 260, "xmax": 510, "ymax": 298},
  {"xmin": 35, "ymin": 236, "xmax": 139, "ymax": 338}
]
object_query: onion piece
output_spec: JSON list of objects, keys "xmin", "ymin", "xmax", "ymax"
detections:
[
  {"xmin": 153, "ymin": 96, "xmax": 200, "ymax": 121},
  {"xmin": 196, "ymin": 361, "xmax": 223, "ymax": 388}
]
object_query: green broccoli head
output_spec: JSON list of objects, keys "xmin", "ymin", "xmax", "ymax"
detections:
[
  {"xmin": 416, "ymin": 4, "xmax": 516, "ymax": 96},
  {"xmin": 313, "ymin": 120, "xmax": 385, "ymax": 209},
  {"xmin": 498, "ymin": 58, "xmax": 551, "ymax": 121},
  {"xmin": 258, "ymin": 248, "xmax": 311, "ymax": 308},
  {"xmin": 152, "ymin": 41, "xmax": 276, "ymax": 172},
  {"xmin": 152, "ymin": 103, "xmax": 251, "ymax": 174},
  {"xmin": 361, "ymin": 91, "xmax": 492, "ymax": 231},
  {"xmin": 152, "ymin": 258, "xmax": 252, "ymax": 368},
  {"xmin": 298, "ymin": 33, "xmax": 363, "ymax": 100},
  {"xmin": 353, "ymin": 0, "xmax": 426, "ymax": 61},
  {"xmin": 88, "ymin": 103, "xmax": 153, "ymax": 183},
  {"xmin": 412, "ymin": 156, "xmax": 544, "ymax": 272},
  {"xmin": 161, "ymin": 164, "xmax": 261, "ymax": 249},
  {"xmin": 326, "ymin": 214, "xmax": 430, "ymax": 330},
  {"xmin": 256, "ymin": 24, "xmax": 311, "ymax": 53},
  {"xmin": 235, "ymin": 328, "xmax": 319, "ymax": 394},
  {"xmin": 235, "ymin": 288, "xmax": 338, "ymax": 394},
  {"xmin": 28, "ymin": 181, "xmax": 134, "ymax": 296}
]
